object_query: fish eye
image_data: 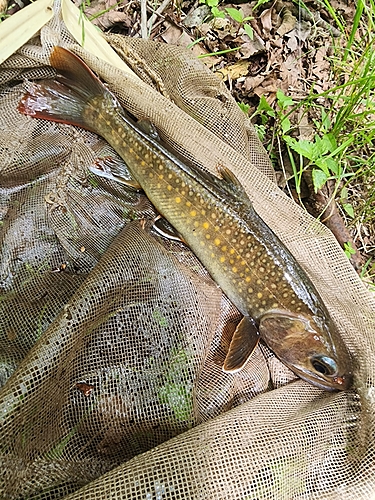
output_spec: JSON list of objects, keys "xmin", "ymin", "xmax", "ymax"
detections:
[{"xmin": 311, "ymin": 355, "xmax": 338, "ymax": 377}]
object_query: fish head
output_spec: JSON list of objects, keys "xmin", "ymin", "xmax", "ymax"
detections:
[{"xmin": 259, "ymin": 309, "xmax": 353, "ymax": 391}]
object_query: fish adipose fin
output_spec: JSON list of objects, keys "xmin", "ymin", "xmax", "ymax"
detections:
[
  {"xmin": 223, "ymin": 316, "xmax": 260, "ymax": 373},
  {"xmin": 18, "ymin": 47, "xmax": 111, "ymax": 132}
]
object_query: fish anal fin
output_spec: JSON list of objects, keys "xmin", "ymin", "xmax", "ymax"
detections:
[{"xmin": 223, "ymin": 316, "xmax": 259, "ymax": 373}]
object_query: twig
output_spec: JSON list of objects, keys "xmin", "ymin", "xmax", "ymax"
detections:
[
  {"xmin": 147, "ymin": 0, "xmax": 170, "ymax": 32},
  {"xmin": 140, "ymin": 0, "xmax": 148, "ymax": 39}
]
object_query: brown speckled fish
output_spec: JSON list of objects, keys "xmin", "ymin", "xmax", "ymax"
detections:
[{"xmin": 18, "ymin": 47, "xmax": 353, "ymax": 391}]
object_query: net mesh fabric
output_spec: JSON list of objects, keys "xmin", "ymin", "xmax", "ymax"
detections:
[{"xmin": 0, "ymin": 3, "xmax": 374, "ymax": 499}]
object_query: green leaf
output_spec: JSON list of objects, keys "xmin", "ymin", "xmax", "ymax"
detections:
[
  {"xmin": 312, "ymin": 168, "xmax": 328, "ymax": 192},
  {"xmin": 314, "ymin": 135, "xmax": 330, "ymax": 156},
  {"xmin": 253, "ymin": 0, "xmax": 269, "ymax": 9},
  {"xmin": 344, "ymin": 241, "xmax": 356, "ymax": 258},
  {"xmin": 276, "ymin": 89, "xmax": 295, "ymax": 108},
  {"xmin": 238, "ymin": 102, "xmax": 250, "ymax": 114},
  {"xmin": 324, "ymin": 132, "xmax": 337, "ymax": 151},
  {"xmin": 315, "ymin": 156, "xmax": 340, "ymax": 176},
  {"xmin": 282, "ymin": 135, "xmax": 296, "ymax": 147},
  {"xmin": 321, "ymin": 109, "xmax": 331, "ymax": 132},
  {"xmin": 211, "ymin": 6, "xmax": 225, "ymax": 17},
  {"xmin": 256, "ymin": 95, "xmax": 275, "ymax": 117},
  {"xmin": 288, "ymin": 138, "xmax": 316, "ymax": 160},
  {"xmin": 314, "ymin": 157, "xmax": 330, "ymax": 176},
  {"xmin": 343, "ymin": 203, "xmax": 354, "ymax": 218},
  {"xmin": 225, "ymin": 7, "xmax": 243, "ymax": 23},
  {"xmin": 254, "ymin": 124, "xmax": 266, "ymax": 141},
  {"xmin": 243, "ymin": 23, "xmax": 254, "ymax": 39},
  {"xmin": 280, "ymin": 116, "xmax": 291, "ymax": 134},
  {"xmin": 341, "ymin": 186, "xmax": 348, "ymax": 199},
  {"xmin": 206, "ymin": 0, "xmax": 219, "ymax": 6}
]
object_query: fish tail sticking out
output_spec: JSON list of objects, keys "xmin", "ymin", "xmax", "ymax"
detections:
[{"xmin": 18, "ymin": 48, "xmax": 117, "ymax": 132}]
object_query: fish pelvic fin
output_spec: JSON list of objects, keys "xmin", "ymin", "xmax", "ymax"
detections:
[
  {"xmin": 18, "ymin": 47, "xmax": 111, "ymax": 132},
  {"xmin": 223, "ymin": 316, "xmax": 260, "ymax": 373}
]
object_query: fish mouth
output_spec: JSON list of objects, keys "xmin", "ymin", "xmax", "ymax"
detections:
[{"xmin": 287, "ymin": 364, "xmax": 353, "ymax": 391}]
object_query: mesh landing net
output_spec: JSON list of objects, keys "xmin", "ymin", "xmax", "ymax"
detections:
[{"xmin": 0, "ymin": 3, "xmax": 375, "ymax": 499}]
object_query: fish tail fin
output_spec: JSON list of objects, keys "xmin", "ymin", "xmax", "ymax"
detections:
[{"xmin": 18, "ymin": 47, "xmax": 111, "ymax": 132}]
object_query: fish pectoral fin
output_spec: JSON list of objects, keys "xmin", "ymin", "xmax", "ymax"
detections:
[
  {"xmin": 89, "ymin": 157, "xmax": 143, "ymax": 191},
  {"xmin": 223, "ymin": 316, "xmax": 259, "ymax": 373},
  {"xmin": 152, "ymin": 216, "xmax": 186, "ymax": 243}
]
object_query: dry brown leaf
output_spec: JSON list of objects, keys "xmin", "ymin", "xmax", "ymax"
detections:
[
  {"xmin": 311, "ymin": 45, "xmax": 331, "ymax": 89},
  {"xmin": 161, "ymin": 21, "xmax": 185, "ymax": 45},
  {"xmin": 285, "ymin": 32, "xmax": 298, "ymax": 51},
  {"xmin": 162, "ymin": 21, "xmax": 221, "ymax": 67},
  {"xmin": 276, "ymin": 8, "xmax": 296, "ymax": 36},
  {"xmin": 280, "ymin": 55, "xmax": 302, "ymax": 89},
  {"xmin": 244, "ymin": 74, "xmax": 266, "ymax": 92},
  {"xmin": 239, "ymin": 32, "xmax": 265, "ymax": 58},
  {"xmin": 298, "ymin": 110, "xmax": 315, "ymax": 141},
  {"xmin": 244, "ymin": 73, "xmax": 285, "ymax": 101},
  {"xmin": 81, "ymin": 0, "xmax": 130, "ymax": 30},
  {"xmin": 259, "ymin": 7, "xmax": 273, "ymax": 33},
  {"xmin": 329, "ymin": 0, "xmax": 356, "ymax": 20},
  {"xmin": 216, "ymin": 60, "xmax": 250, "ymax": 81},
  {"xmin": 265, "ymin": 48, "xmax": 283, "ymax": 73}
]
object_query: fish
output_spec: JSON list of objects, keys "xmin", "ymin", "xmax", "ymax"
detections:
[{"xmin": 18, "ymin": 46, "xmax": 353, "ymax": 391}]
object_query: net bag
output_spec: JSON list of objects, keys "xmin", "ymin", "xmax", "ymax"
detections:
[{"xmin": 0, "ymin": 2, "xmax": 374, "ymax": 498}]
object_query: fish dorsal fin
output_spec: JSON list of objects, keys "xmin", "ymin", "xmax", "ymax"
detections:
[
  {"xmin": 216, "ymin": 164, "xmax": 253, "ymax": 207},
  {"xmin": 217, "ymin": 164, "xmax": 243, "ymax": 189},
  {"xmin": 223, "ymin": 316, "xmax": 260, "ymax": 373}
]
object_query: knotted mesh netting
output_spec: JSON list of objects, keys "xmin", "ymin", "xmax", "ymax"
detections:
[{"xmin": 0, "ymin": 2, "xmax": 374, "ymax": 499}]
